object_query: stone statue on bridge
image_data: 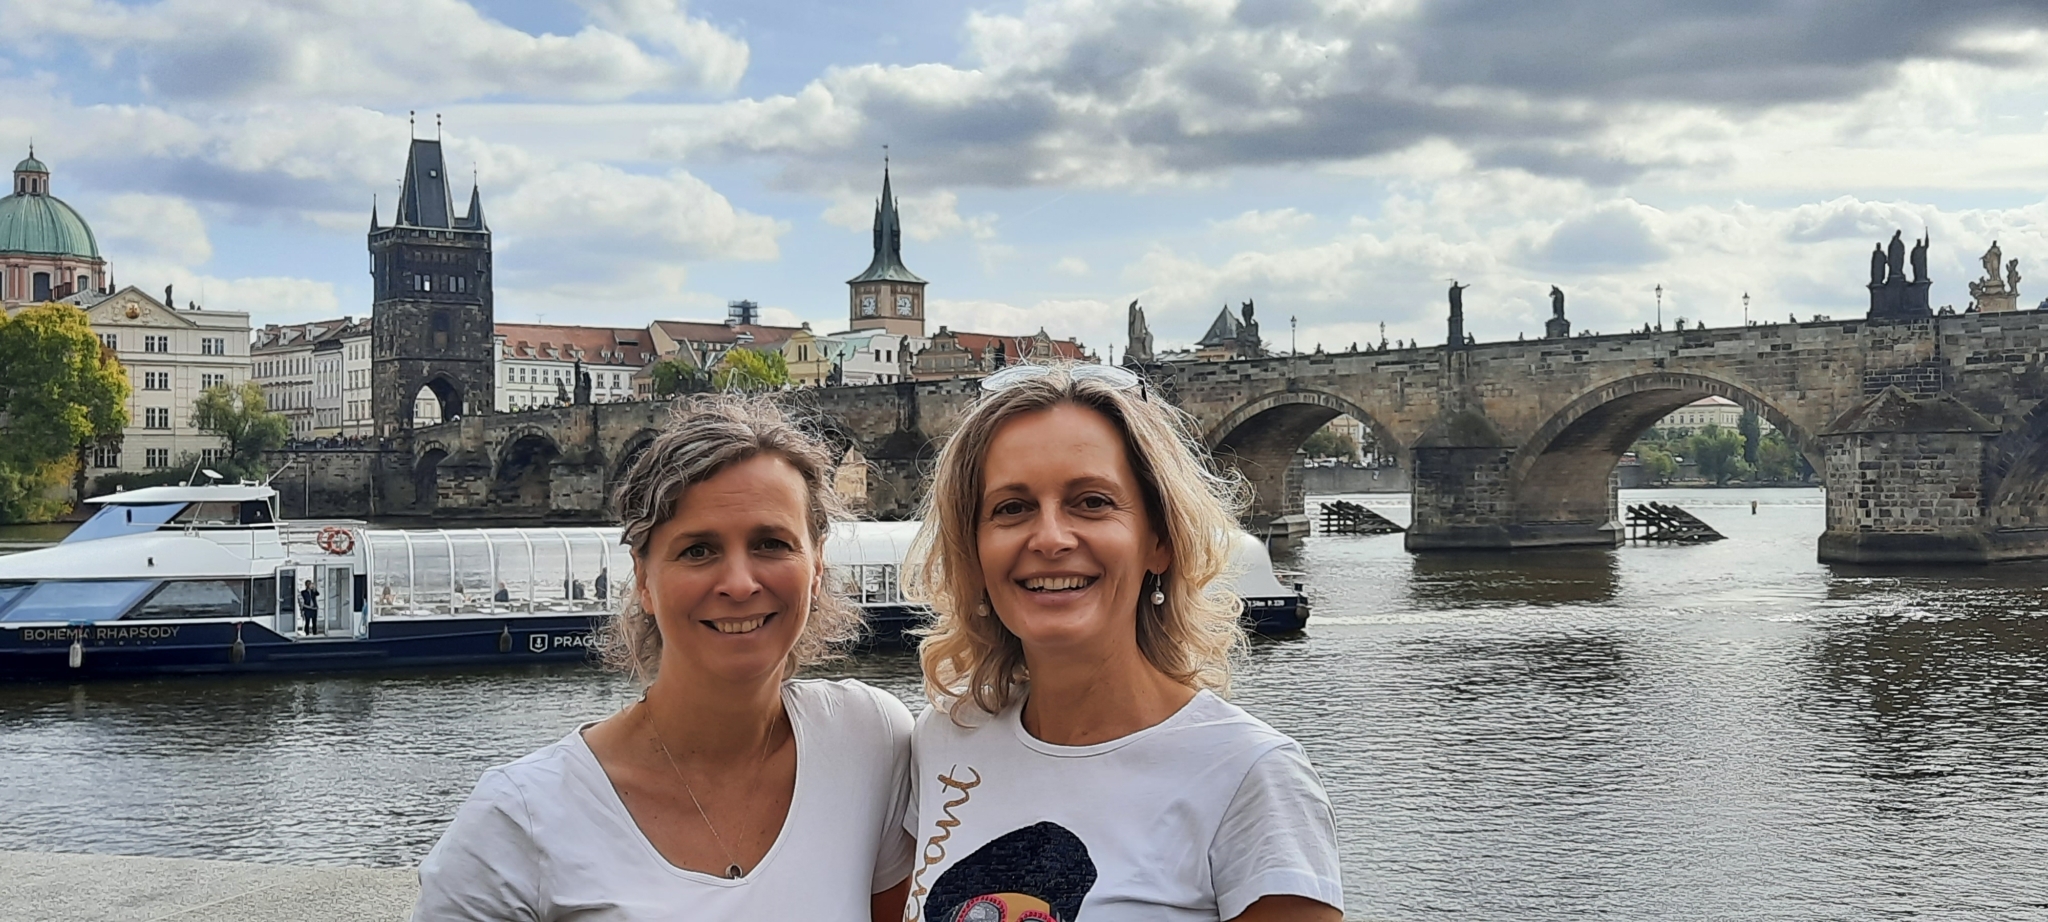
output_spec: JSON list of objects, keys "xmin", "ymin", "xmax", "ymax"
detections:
[
  {"xmin": 1447, "ymin": 281, "xmax": 1469, "ymax": 347},
  {"xmin": 1125, "ymin": 299, "xmax": 1155, "ymax": 366},
  {"xmin": 1545, "ymin": 285, "xmax": 1571, "ymax": 339},
  {"xmin": 1237, "ymin": 300, "xmax": 1264, "ymax": 357},
  {"xmin": 1868, "ymin": 229, "xmax": 1933, "ymax": 320},
  {"xmin": 572, "ymin": 359, "xmax": 592, "ymax": 405},
  {"xmin": 1969, "ymin": 240, "xmax": 2021, "ymax": 313}
]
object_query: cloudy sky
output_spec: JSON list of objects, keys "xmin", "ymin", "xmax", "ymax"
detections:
[{"xmin": 9, "ymin": 0, "xmax": 2048, "ymax": 356}]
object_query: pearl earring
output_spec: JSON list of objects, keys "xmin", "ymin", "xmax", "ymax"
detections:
[
  {"xmin": 1149, "ymin": 574, "xmax": 1166, "ymax": 607},
  {"xmin": 976, "ymin": 595, "xmax": 990, "ymax": 617}
]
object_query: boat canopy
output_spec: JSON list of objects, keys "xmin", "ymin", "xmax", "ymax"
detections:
[
  {"xmin": 364, "ymin": 528, "xmax": 629, "ymax": 618},
  {"xmin": 825, "ymin": 521, "xmax": 921, "ymax": 604},
  {"xmin": 83, "ymin": 485, "xmax": 277, "ymax": 505}
]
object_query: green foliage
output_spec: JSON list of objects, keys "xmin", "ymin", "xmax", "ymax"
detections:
[
  {"xmin": 1738, "ymin": 409, "xmax": 1762, "ymax": 466},
  {"xmin": 1755, "ymin": 432, "xmax": 1801, "ymax": 482},
  {"xmin": 0, "ymin": 303, "xmax": 130, "ymax": 522},
  {"xmin": 191, "ymin": 382, "xmax": 289, "ymax": 480},
  {"xmin": 91, "ymin": 454, "xmax": 206, "ymax": 496},
  {"xmin": 1301, "ymin": 425, "xmax": 1360, "ymax": 460},
  {"xmin": 1688, "ymin": 423, "xmax": 1753, "ymax": 485},
  {"xmin": 649, "ymin": 357, "xmax": 709, "ymax": 398},
  {"xmin": 714, "ymin": 347, "xmax": 790, "ymax": 392},
  {"xmin": 1637, "ymin": 447, "xmax": 1678, "ymax": 483}
]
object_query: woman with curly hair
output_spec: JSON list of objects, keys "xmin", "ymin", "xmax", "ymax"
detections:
[
  {"xmin": 902, "ymin": 363, "xmax": 1342, "ymax": 922},
  {"xmin": 415, "ymin": 395, "xmax": 914, "ymax": 920}
]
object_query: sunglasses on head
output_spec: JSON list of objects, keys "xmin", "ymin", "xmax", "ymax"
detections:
[{"xmin": 978, "ymin": 362, "xmax": 1146, "ymax": 398}]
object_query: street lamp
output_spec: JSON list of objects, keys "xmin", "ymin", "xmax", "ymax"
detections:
[
  {"xmin": 1291, "ymin": 315, "xmax": 1298, "ymax": 355},
  {"xmin": 1655, "ymin": 284, "xmax": 1664, "ymax": 330},
  {"xmin": 1743, "ymin": 291, "xmax": 1750, "ymax": 327}
]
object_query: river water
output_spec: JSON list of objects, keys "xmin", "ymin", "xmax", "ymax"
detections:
[{"xmin": 2, "ymin": 487, "xmax": 2045, "ymax": 920}]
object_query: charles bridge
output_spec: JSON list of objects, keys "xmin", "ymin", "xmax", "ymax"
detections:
[{"xmin": 272, "ymin": 308, "xmax": 2048, "ymax": 565}]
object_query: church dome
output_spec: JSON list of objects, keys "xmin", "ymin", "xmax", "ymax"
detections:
[
  {"xmin": 15, "ymin": 154, "xmax": 47, "ymax": 174},
  {"xmin": 0, "ymin": 192, "xmax": 100, "ymax": 259}
]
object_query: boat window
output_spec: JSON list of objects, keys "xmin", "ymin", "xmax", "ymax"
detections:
[
  {"xmin": 240, "ymin": 500, "xmax": 274, "ymax": 525},
  {"xmin": 171, "ymin": 502, "xmax": 242, "ymax": 526},
  {"xmin": 0, "ymin": 582, "xmax": 29, "ymax": 617},
  {"xmin": 251, "ymin": 577, "xmax": 277, "ymax": 618},
  {"xmin": 62, "ymin": 503, "xmax": 185, "ymax": 543},
  {"xmin": 0, "ymin": 580, "xmax": 157, "ymax": 622},
  {"xmin": 131, "ymin": 580, "xmax": 247, "ymax": 620}
]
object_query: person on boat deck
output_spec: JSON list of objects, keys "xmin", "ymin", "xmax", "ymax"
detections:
[
  {"xmin": 298, "ymin": 580, "xmax": 319, "ymax": 635},
  {"xmin": 493, "ymin": 583, "xmax": 510, "ymax": 604},
  {"xmin": 902, "ymin": 362, "xmax": 1343, "ymax": 922},
  {"xmin": 414, "ymin": 395, "xmax": 914, "ymax": 921}
]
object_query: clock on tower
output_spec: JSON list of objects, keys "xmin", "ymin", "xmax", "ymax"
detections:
[
  {"xmin": 860, "ymin": 294, "xmax": 877, "ymax": 316},
  {"xmin": 896, "ymin": 294, "xmax": 914, "ymax": 316}
]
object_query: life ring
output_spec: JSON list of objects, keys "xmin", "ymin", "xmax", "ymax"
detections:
[{"xmin": 316, "ymin": 526, "xmax": 355, "ymax": 555}]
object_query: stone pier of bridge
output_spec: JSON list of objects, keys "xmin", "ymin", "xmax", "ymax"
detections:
[{"xmin": 279, "ymin": 312, "xmax": 2048, "ymax": 565}]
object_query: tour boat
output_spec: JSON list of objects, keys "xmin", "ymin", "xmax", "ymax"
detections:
[{"xmin": 0, "ymin": 482, "xmax": 1308, "ymax": 681}]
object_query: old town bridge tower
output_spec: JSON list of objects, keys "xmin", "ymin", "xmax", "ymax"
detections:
[{"xmin": 370, "ymin": 137, "xmax": 493, "ymax": 436}]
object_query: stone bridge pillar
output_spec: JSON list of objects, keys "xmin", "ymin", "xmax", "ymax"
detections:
[
  {"xmin": 1405, "ymin": 407, "xmax": 1517, "ymax": 550},
  {"xmin": 1818, "ymin": 388, "xmax": 2002, "ymax": 564}
]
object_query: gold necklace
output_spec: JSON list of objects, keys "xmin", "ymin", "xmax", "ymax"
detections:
[{"xmin": 641, "ymin": 699, "xmax": 776, "ymax": 880}]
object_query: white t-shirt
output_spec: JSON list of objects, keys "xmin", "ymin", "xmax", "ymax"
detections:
[
  {"xmin": 902, "ymin": 689, "xmax": 1342, "ymax": 922},
  {"xmin": 413, "ymin": 678, "xmax": 915, "ymax": 921}
]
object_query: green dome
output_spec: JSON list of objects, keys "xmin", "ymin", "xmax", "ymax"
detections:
[
  {"xmin": 0, "ymin": 193, "xmax": 100, "ymax": 259},
  {"xmin": 14, "ymin": 155, "xmax": 47, "ymax": 174}
]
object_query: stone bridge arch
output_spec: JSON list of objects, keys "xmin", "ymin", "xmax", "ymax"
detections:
[
  {"xmin": 1206, "ymin": 389, "xmax": 1405, "ymax": 524},
  {"xmin": 412, "ymin": 440, "xmax": 452, "ymax": 510},
  {"xmin": 491, "ymin": 428, "xmax": 563, "ymax": 509},
  {"xmin": 604, "ymin": 427, "xmax": 662, "ymax": 504},
  {"xmin": 1503, "ymin": 372, "xmax": 1824, "ymax": 546},
  {"xmin": 410, "ymin": 374, "xmax": 463, "ymax": 429}
]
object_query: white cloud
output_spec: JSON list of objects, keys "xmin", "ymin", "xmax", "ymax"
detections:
[
  {"xmin": 0, "ymin": 0, "xmax": 747, "ymax": 103},
  {"xmin": 1051, "ymin": 256, "xmax": 1090, "ymax": 276},
  {"xmin": 822, "ymin": 187, "xmax": 997, "ymax": 242},
  {"xmin": 1212, "ymin": 208, "xmax": 1315, "ymax": 238},
  {"xmin": 493, "ymin": 163, "xmax": 783, "ymax": 264},
  {"xmin": 97, "ymin": 193, "xmax": 212, "ymax": 265}
]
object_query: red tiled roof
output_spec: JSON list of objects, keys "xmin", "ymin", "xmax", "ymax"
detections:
[
  {"xmin": 496, "ymin": 323, "xmax": 656, "ymax": 366},
  {"xmin": 651, "ymin": 320, "xmax": 804, "ymax": 351},
  {"xmin": 935, "ymin": 329, "xmax": 1088, "ymax": 361}
]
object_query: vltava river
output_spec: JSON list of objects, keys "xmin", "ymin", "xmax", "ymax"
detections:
[{"xmin": 2, "ymin": 487, "xmax": 2044, "ymax": 920}]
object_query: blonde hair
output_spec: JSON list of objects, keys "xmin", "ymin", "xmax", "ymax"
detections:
[
  {"xmin": 907, "ymin": 363, "xmax": 1249, "ymax": 720},
  {"xmin": 599, "ymin": 394, "xmax": 860, "ymax": 685}
]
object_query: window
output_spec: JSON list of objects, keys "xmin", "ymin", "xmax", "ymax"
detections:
[
  {"xmin": 145, "ymin": 448, "xmax": 170, "ymax": 468},
  {"xmin": 201, "ymin": 373, "xmax": 225, "ymax": 389},
  {"xmin": 143, "ymin": 371, "xmax": 170, "ymax": 390},
  {"xmin": 201, "ymin": 337, "xmax": 225, "ymax": 356},
  {"xmin": 99, "ymin": 333, "xmax": 117, "ymax": 350},
  {"xmin": 200, "ymin": 448, "xmax": 225, "ymax": 464},
  {"xmin": 144, "ymin": 335, "xmax": 169, "ymax": 353},
  {"xmin": 91, "ymin": 445, "xmax": 120, "ymax": 468},
  {"xmin": 145, "ymin": 407, "xmax": 170, "ymax": 429},
  {"xmin": 0, "ymin": 580, "xmax": 158, "ymax": 623}
]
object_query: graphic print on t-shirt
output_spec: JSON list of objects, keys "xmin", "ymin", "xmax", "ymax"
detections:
[{"xmin": 925, "ymin": 821, "xmax": 1097, "ymax": 922}]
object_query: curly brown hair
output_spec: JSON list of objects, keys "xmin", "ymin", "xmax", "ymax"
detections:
[{"xmin": 598, "ymin": 394, "xmax": 861, "ymax": 685}]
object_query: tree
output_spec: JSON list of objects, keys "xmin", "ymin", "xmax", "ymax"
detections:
[
  {"xmin": 1755, "ymin": 432, "xmax": 1799, "ymax": 483},
  {"xmin": 191, "ymin": 381, "xmax": 289, "ymax": 480},
  {"xmin": 1738, "ymin": 409, "xmax": 1762, "ymax": 469},
  {"xmin": 1301, "ymin": 425, "xmax": 1360, "ymax": 460},
  {"xmin": 1638, "ymin": 447, "xmax": 1678, "ymax": 484},
  {"xmin": 649, "ymin": 357, "xmax": 709, "ymax": 398},
  {"xmin": 714, "ymin": 347, "xmax": 790, "ymax": 392},
  {"xmin": 1687, "ymin": 423, "xmax": 1753, "ymax": 485},
  {"xmin": 0, "ymin": 303, "xmax": 129, "ymax": 522}
]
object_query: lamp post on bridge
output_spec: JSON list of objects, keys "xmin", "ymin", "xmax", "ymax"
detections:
[
  {"xmin": 1743, "ymin": 291, "xmax": 1750, "ymax": 327},
  {"xmin": 1655, "ymin": 284, "xmax": 1664, "ymax": 331}
]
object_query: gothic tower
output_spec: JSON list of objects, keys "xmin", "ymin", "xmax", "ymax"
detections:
[
  {"xmin": 370, "ymin": 138, "xmax": 493, "ymax": 436},
  {"xmin": 847, "ymin": 163, "xmax": 926, "ymax": 337}
]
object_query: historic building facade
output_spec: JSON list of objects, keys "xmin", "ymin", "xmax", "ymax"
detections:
[
  {"xmin": 496, "ymin": 323, "xmax": 655, "ymax": 410},
  {"xmin": 1, "ymin": 151, "xmax": 108, "ymax": 305},
  {"xmin": 253, "ymin": 318, "xmax": 368, "ymax": 439},
  {"xmin": 64, "ymin": 287, "xmax": 251, "ymax": 475},
  {"xmin": 369, "ymin": 137, "xmax": 493, "ymax": 434}
]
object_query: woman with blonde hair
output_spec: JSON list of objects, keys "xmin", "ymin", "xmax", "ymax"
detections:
[
  {"xmin": 415, "ymin": 395, "xmax": 914, "ymax": 920},
  {"xmin": 902, "ymin": 363, "xmax": 1342, "ymax": 922}
]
